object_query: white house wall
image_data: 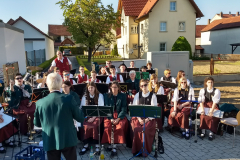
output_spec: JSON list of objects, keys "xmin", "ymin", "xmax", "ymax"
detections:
[
  {"xmin": 0, "ymin": 27, "xmax": 7, "ymax": 67},
  {"xmin": 119, "ymin": 8, "xmax": 129, "ymax": 59},
  {"xmin": 196, "ymin": 38, "xmax": 201, "ymax": 45},
  {"xmin": 139, "ymin": 18, "xmax": 149, "ymax": 59},
  {"xmin": 210, "ymin": 15, "xmax": 221, "ymax": 23},
  {"xmin": 45, "ymin": 37, "xmax": 54, "ymax": 59},
  {"xmin": 128, "ymin": 16, "xmax": 138, "ymax": 59},
  {"xmin": 201, "ymin": 28, "xmax": 240, "ymax": 54}
]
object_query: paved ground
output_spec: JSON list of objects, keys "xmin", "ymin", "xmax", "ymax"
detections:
[
  {"xmin": 68, "ymin": 56, "xmax": 80, "ymax": 74},
  {"xmin": 1, "ymin": 119, "xmax": 240, "ymax": 160}
]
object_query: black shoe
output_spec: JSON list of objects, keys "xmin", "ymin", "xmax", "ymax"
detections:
[
  {"xmin": 110, "ymin": 150, "xmax": 117, "ymax": 158},
  {"xmin": 208, "ymin": 135, "xmax": 214, "ymax": 141},
  {"xmin": 107, "ymin": 146, "xmax": 112, "ymax": 152},
  {"xmin": 181, "ymin": 131, "xmax": 186, "ymax": 138},
  {"xmin": 0, "ymin": 148, "xmax": 6, "ymax": 154},
  {"xmin": 185, "ymin": 131, "xmax": 190, "ymax": 140},
  {"xmin": 3, "ymin": 141, "xmax": 16, "ymax": 148},
  {"xmin": 79, "ymin": 147, "xmax": 89, "ymax": 155},
  {"xmin": 200, "ymin": 133, "xmax": 205, "ymax": 139},
  {"xmin": 158, "ymin": 143, "xmax": 164, "ymax": 154}
]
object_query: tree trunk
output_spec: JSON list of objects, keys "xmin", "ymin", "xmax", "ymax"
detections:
[{"xmin": 88, "ymin": 47, "xmax": 93, "ymax": 62}]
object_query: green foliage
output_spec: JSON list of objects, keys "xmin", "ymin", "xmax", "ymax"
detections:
[
  {"xmin": 57, "ymin": 0, "xmax": 120, "ymax": 62},
  {"xmin": 192, "ymin": 56, "xmax": 210, "ymax": 60},
  {"xmin": 79, "ymin": 55, "xmax": 119, "ymax": 59},
  {"xmin": 171, "ymin": 36, "xmax": 192, "ymax": 59},
  {"xmin": 32, "ymin": 56, "xmax": 57, "ymax": 75},
  {"xmin": 59, "ymin": 46, "xmax": 87, "ymax": 55},
  {"xmin": 76, "ymin": 56, "xmax": 91, "ymax": 76},
  {"xmin": 111, "ymin": 44, "xmax": 118, "ymax": 56}
]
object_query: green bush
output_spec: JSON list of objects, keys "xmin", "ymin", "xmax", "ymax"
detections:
[
  {"xmin": 171, "ymin": 36, "xmax": 192, "ymax": 59},
  {"xmin": 76, "ymin": 56, "xmax": 90, "ymax": 76},
  {"xmin": 111, "ymin": 44, "xmax": 118, "ymax": 56},
  {"xmin": 32, "ymin": 55, "xmax": 57, "ymax": 75},
  {"xmin": 192, "ymin": 56, "xmax": 210, "ymax": 60},
  {"xmin": 59, "ymin": 46, "xmax": 87, "ymax": 55},
  {"xmin": 78, "ymin": 55, "xmax": 119, "ymax": 59}
]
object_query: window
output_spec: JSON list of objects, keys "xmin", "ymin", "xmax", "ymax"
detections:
[
  {"xmin": 160, "ymin": 43, "xmax": 166, "ymax": 51},
  {"xmin": 131, "ymin": 25, "xmax": 138, "ymax": 34},
  {"xmin": 133, "ymin": 44, "xmax": 138, "ymax": 50},
  {"xmin": 160, "ymin": 22, "xmax": 167, "ymax": 31},
  {"xmin": 170, "ymin": 2, "xmax": 176, "ymax": 11},
  {"xmin": 179, "ymin": 22, "xmax": 185, "ymax": 31},
  {"xmin": 141, "ymin": 24, "xmax": 144, "ymax": 34}
]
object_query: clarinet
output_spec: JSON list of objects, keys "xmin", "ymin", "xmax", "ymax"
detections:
[
  {"xmin": 154, "ymin": 121, "xmax": 159, "ymax": 158},
  {"xmin": 111, "ymin": 122, "xmax": 114, "ymax": 149}
]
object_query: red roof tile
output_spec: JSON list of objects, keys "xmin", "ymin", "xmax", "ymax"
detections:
[
  {"xmin": 116, "ymin": 27, "xmax": 121, "ymax": 36},
  {"xmin": 7, "ymin": 18, "xmax": 14, "ymax": 25},
  {"xmin": 10, "ymin": 16, "xmax": 53, "ymax": 40},
  {"xmin": 196, "ymin": 25, "xmax": 207, "ymax": 37},
  {"xmin": 61, "ymin": 38, "xmax": 75, "ymax": 46},
  {"xmin": 218, "ymin": 14, "xmax": 236, "ymax": 18},
  {"xmin": 202, "ymin": 16, "xmax": 240, "ymax": 32},
  {"xmin": 48, "ymin": 25, "xmax": 71, "ymax": 36},
  {"xmin": 121, "ymin": 0, "xmax": 148, "ymax": 17},
  {"xmin": 196, "ymin": 45, "xmax": 204, "ymax": 50},
  {"xmin": 54, "ymin": 42, "xmax": 62, "ymax": 46}
]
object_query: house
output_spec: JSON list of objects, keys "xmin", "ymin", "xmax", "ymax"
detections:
[
  {"xmin": 116, "ymin": 0, "xmax": 203, "ymax": 59},
  {"xmin": 201, "ymin": 16, "xmax": 240, "ymax": 54},
  {"xmin": 210, "ymin": 12, "xmax": 239, "ymax": 23},
  {"xmin": 0, "ymin": 22, "xmax": 26, "ymax": 73},
  {"xmin": 7, "ymin": 16, "xmax": 54, "ymax": 60},
  {"xmin": 195, "ymin": 25, "xmax": 206, "ymax": 55}
]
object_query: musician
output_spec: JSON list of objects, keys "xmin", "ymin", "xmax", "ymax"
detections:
[
  {"xmin": 147, "ymin": 62, "xmax": 154, "ymax": 70},
  {"xmin": 49, "ymin": 51, "xmax": 72, "ymax": 76},
  {"xmin": 34, "ymin": 73, "xmax": 84, "ymax": 160},
  {"xmin": 198, "ymin": 77, "xmax": 221, "ymax": 141},
  {"xmin": 131, "ymin": 79, "xmax": 157, "ymax": 157},
  {"xmin": 37, "ymin": 72, "xmax": 49, "ymax": 88},
  {"xmin": 101, "ymin": 81, "xmax": 128, "ymax": 157},
  {"xmin": 63, "ymin": 70, "xmax": 76, "ymax": 85},
  {"xmin": 160, "ymin": 69, "xmax": 176, "ymax": 95},
  {"xmin": 129, "ymin": 61, "xmax": 135, "ymax": 68},
  {"xmin": 168, "ymin": 77, "xmax": 195, "ymax": 140},
  {"xmin": 98, "ymin": 67, "xmax": 107, "ymax": 75},
  {"xmin": 8, "ymin": 73, "xmax": 36, "ymax": 134},
  {"xmin": 126, "ymin": 70, "xmax": 140, "ymax": 93},
  {"xmin": 148, "ymin": 74, "xmax": 164, "ymax": 130},
  {"xmin": 119, "ymin": 63, "xmax": 127, "ymax": 73},
  {"xmin": 106, "ymin": 61, "xmax": 118, "ymax": 74},
  {"xmin": 79, "ymin": 82, "xmax": 104, "ymax": 155},
  {"xmin": 62, "ymin": 81, "xmax": 80, "ymax": 107},
  {"xmin": 87, "ymin": 71, "xmax": 101, "ymax": 83},
  {"xmin": 176, "ymin": 70, "xmax": 190, "ymax": 86},
  {"xmin": 140, "ymin": 66, "xmax": 150, "ymax": 80},
  {"xmin": 0, "ymin": 106, "xmax": 17, "ymax": 153},
  {"xmin": 77, "ymin": 66, "xmax": 89, "ymax": 83},
  {"xmin": 106, "ymin": 65, "xmax": 124, "ymax": 84},
  {"xmin": 54, "ymin": 67, "xmax": 61, "ymax": 75}
]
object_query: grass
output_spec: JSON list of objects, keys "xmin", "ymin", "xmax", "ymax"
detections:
[
  {"xmin": 81, "ymin": 58, "xmax": 123, "ymax": 66},
  {"xmin": 32, "ymin": 55, "xmax": 57, "ymax": 75}
]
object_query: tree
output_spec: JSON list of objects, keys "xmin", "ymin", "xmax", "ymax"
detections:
[
  {"xmin": 57, "ymin": 0, "xmax": 120, "ymax": 62},
  {"xmin": 111, "ymin": 44, "xmax": 118, "ymax": 56},
  {"xmin": 171, "ymin": 36, "xmax": 192, "ymax": 59}
]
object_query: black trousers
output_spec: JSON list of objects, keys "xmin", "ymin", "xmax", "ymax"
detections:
[{"xmin": 47, "ymin": 146, "xmax": 77, "ymax": 160}]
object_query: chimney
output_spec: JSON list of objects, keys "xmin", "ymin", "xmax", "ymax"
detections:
[
  {"xmin": 229, "ymin": 11, "xmax": 231, "ymax": 15},
  {"xmin": 220, "ymin": 12, "xmax": 223, "ymax": 17},
  {"xmin": 208, "ymin": 19, "xmax": 211, "ymax": 24},
  {"xmin": 236, "ymin": 12, "xmax": 239, "ymax": 16}
]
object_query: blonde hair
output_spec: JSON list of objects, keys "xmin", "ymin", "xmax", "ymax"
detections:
[
  {"xmin": 148, "ymin": 74, "xmax": 159, "ymax": 93},
  {"xmin": 47, "ymin": 73, "xmax": 62, "ymax": 91},
  {"xmin": 178, "ymin": 77, "xmax": 189, "ymax": 91},
  {"xmin": 176, "ymin": 70, "xmax": 184, "ymax": 83},
  {"xmin": 164, "ymin": 69, "xmax": 171, "ymax": 76}
]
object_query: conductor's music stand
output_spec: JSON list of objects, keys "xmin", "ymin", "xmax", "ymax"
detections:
[
  {"xmin": 128, "ymin": 105, "xmax": 161, "ymax": 160},
  {"xmin": 32, "ymin": 88, "xmax": 50, "ymax": 102},
  {"xmin": 82, "ymin": 105, "xmax": 114, "ymax": 156}
]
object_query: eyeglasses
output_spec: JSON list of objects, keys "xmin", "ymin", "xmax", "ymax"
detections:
[
  {"xmin": 181, "ymin": 82, "xmax": 187, "ymax": 84},
  {"xmin": 64, "ymin": 74, "xmax": 70, "ymax": 76},
  {"xmin": 140, "ymin": 84, "xmax": 148, "ymax": 88},
  {"xmin": 15, "ymin": 77, "xmax": 23, "ymax": 80},
  {"xmin": 182, "ymin": 74, "xmax": 185, "ymax": 76},
  {"xmin": 167, "ymin": 73, "xmax": 171, "ymax": 75}
]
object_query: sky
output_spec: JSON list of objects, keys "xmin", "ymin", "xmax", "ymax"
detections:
[{"xmin": 0, "ymin": 0, "xmax": 240, "ymax": 34}]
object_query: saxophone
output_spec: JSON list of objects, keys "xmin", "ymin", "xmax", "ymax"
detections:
[
  {"xmin": 154, "ymin": 121, "xmax": 159, "ymax": 158},
  {"xmin": 27, "ymin": 114, "xmax": 33, "ymax": 140}
]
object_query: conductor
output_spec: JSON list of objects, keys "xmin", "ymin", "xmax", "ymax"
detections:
[{"xmin": 34, "ymin": 73, "xmax": 84, "ymax": 160}]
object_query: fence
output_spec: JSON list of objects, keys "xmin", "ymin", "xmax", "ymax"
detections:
[{"xmin": 26, "ymin": 49, "xmax": 46, "ymax": 66}]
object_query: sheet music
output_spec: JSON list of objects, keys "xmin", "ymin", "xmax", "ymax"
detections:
[
  {"xmin": 197, "ymin": 107, "xmax": 224, "ymax": 118},
  {"xmin": 0, "ymin": 114, "xmax": 15, "ymax": 129}
]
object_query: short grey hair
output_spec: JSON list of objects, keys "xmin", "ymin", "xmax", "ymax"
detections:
[
  {"xmin": 129, "ymin": 70, "xmax": 136, "ymax": 76},
  {"xmin": 46, "ymin": 73, "xmax": 62, "ymax": 91}
]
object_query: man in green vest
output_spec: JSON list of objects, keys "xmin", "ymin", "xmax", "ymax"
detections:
[{"xmin": 34, "ymin": 73, "xmax": 84, "ymax": 160}]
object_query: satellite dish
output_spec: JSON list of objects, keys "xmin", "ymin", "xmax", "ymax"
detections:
[{"xmin": 129, "ymin": 48, "xmax": 133, "ymax": 55}]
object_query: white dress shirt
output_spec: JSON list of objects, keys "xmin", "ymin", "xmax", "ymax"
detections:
[
  {"xmin": 80, "ymin": 93, "xmax": 104, "ymax": 108},
  {"xmin": 172, "ymin": 87, "xmax": 195, "ymax": 102},
  {"xmin": 51, "ymin": 57, "xmax": 72, "ymax": 67},
  {"xmin": 106, "ymin": 74, "xmax": 124, "ymax": 84},
  {"xmin": 198, "ymin": 88, "xmax": 221, "ymax": 104},
  {"xmin": 87, "ymin": 79, "xmax": 102, "ymax": 83}
]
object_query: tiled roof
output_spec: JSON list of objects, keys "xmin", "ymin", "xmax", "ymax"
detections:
[
  {"xmin": 218, "ymin": 14, "xmax": 236, "ymax": 18},
  {"xmin": 7, "ymin": 18, "xmax": 14, "ymax": 25},
  {"xmin": 202, "ymin": 16, "xmax": 240, "ymax": 32},
  {"xmin": 61, "ymin": 38, "xmax": 75, "ymax": 46},
  {"xmin": 9, "ymin": 16, "xmax": 53, "ymax": 40},
  {"xmin": 196, "ymin": 45, "xmax": 204, "ymax": 50},
  {"xmin": 121, "ymin": 0, "xmax": 148, "ymax": 17},
  {"xmin": 48, "ymin": 25, "xmax": 71, "ymax": 36},
  {"xmin": 116, "ymin": 27, "xmax": 121, "ymax": 37},
  {"xmin": 54, "ymin": 42, "xmax": 62, "ymax": 46},
  {"xmin": 196, "ymin": 25, "xmax": 207, "ymax": 37}
]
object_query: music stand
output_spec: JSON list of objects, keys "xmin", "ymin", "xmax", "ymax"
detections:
[
  {"xmin": 82, "ymin": 105, "xmax": 114, "ymax": 155},
  {"xmin": 96, "ymin": 75, "xmax": 108, "ymax": 83},
  {"xmin": 126, "ymin": 68, "xmax": 139, "ymax": 72},
  {"xmin": 109, "ymin": 82, "xmax": 132, "ymax": 93},
  {"xmin": 106, "ymin": 68, "xmax": 111, "ymax": 75},
  {"xmin": 128, "ymin": 105, "xmax": 161, "ymax": 159},
  {"xmin": 118, "ymin": 72, "xmax": 130, "ymax": 82},
  {"xmin": 32, "ymin": 88, "xmax": 50, "ymax": 102},
  {"xmin": 73, "ymin": 83, "xmax": 87, "ymax": 98},
  {"xmin": 146, "ymin": 70, "xmax": 155, "ymax": 75},
  {"xmin": 70, "ymin": 69, "xmax": 76, "ymax": 75},
  {"xmin": 160, "ymin": 81, "xmax": 177, "ymax": 89},
  {"xmin": 95, "ymin": 83, "xmax": 109, "ymax": 94}
]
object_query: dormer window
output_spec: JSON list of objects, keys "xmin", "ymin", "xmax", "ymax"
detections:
[{"xmin": 170, "ymin": 2, "xmax": 176, "ymax": 11}]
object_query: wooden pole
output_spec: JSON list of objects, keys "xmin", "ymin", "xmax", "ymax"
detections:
[{"xmin": 25, "ymin": 51, "xmax": 28, "ymax": 67}]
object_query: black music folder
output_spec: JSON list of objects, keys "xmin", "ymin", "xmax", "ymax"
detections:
[
  {"xmin": 126, "ymin": 68, "xmax": 139, "ymax": 72},
  {"xmin": 70, "ymin": 69, "xmax": 76, "ymax": 75},
  {"xmin": 96, "ymin": 75, "xmax": 108, "ymax": 83},
  {"xmin": 146, "ymin": 70, "xmax": 155, "ymax": 74},
  {"xmin": 95, "ymin": 83, "xmax": 109, "ymax": 94},
  {"xmin": 160, "ymin": 81, "xmax": 177, "ymax": 89},
  {"xmin": 73, "ymin": 83, "xmax": 87, "ymax": 98},
  {"xmin": 156, "ymin": 95, "xmax": 168, "ymax": 104},
  {"xmin": 118, "ymin": 72, "xmax": 130, "ymax": 82}
]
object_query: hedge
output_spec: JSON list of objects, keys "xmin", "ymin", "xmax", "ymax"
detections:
[
  {"xmin": 76, "ymin": 56, "xmax": 90, "ymax": 76},
  {"xmin": 171, "ymin": 36, "xmax": 192, "ymax": 59},
  {"xmin": 79, "ymin": 55, "xmax": 120, "ymax": 59},
  {"xmin": 192, "ymin": 56, "xmax": 210, "ymax": 60},
  {"xmin": 111, "ymin": 44, "xmax": 118, "ymax": 56},
  {"xmin": 32, "ymin": 55, "xmax": 57, "ymax": 75},
  {"xmin": 59, "ymin": 46, "xmax": 87, "ymax": 55}
]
